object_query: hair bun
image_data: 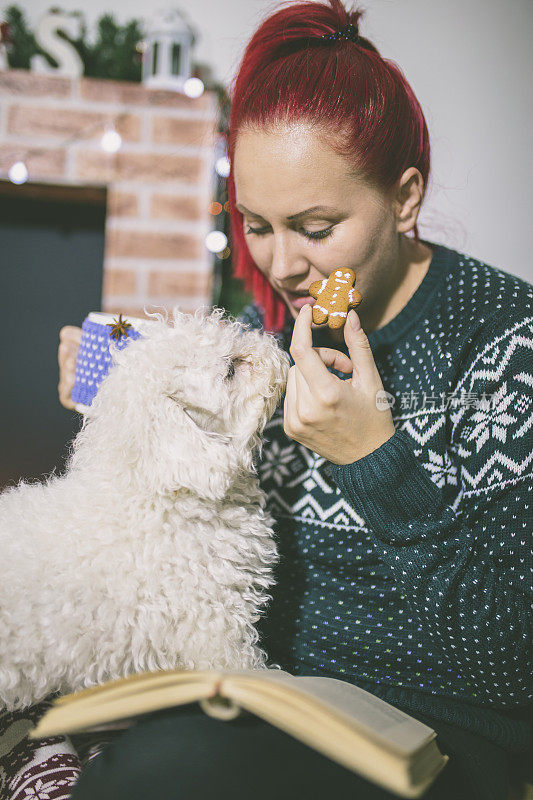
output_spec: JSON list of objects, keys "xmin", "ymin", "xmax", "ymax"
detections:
[{"xmin": 319, "ymin": 6, "xmax": 377, "ymax": 51}]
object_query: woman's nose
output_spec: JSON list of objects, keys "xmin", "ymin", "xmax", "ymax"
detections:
[{"xmin": 270, "ymin": 234, "xmax": 307, "ymax": 284}]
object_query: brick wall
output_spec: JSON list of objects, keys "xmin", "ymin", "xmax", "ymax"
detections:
[{"xmin": 0, "ymin": 68, "xmax": 219, "ymax": 318}]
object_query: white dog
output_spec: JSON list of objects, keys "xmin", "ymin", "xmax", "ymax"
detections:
[{"xmin": 0, "ymin": 306, "xmax": 290, "ymax": 711}]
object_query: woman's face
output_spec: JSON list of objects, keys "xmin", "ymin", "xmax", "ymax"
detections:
[{"xmin": 233, "ymin": 122, "xmax": 402, "ymax": 334}]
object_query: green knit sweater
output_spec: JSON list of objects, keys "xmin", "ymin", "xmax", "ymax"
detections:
[{"xmin": 237, "ymin": 240, "xmax": 533, "ymax": 752}]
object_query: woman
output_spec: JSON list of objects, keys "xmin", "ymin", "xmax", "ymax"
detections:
[{"xmin": 56, "ymin": 1, "xmax": 531, "ymax": 798}]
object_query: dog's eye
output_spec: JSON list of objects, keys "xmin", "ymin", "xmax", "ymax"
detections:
[
  {"xmin": 224, "ymin": 357, "xmax": 247, "ymax": 380},
  {"xmin": 225, "ymin": 360, "xmax": 236, "ymax": 380}
]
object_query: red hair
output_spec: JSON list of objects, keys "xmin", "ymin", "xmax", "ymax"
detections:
[{"xmin": 225, "ymin": 0, "xmax": 431, "ymax": 333}]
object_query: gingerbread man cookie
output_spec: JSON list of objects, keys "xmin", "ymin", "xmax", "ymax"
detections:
[{"xmin": 309, "ymin": 268, "xmax": 362, "ymax": 329}]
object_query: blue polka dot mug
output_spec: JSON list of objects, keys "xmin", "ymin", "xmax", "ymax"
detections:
[{"xmin": 71, "ymin": 312, "xmax": 154, "ymax": 413}]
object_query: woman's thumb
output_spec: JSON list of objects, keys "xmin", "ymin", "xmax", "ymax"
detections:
[{"xmin": 345, "ymin": 310, "xmax": 376, "ymax": 385}]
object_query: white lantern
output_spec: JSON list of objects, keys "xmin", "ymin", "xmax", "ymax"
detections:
[{"xmin": 142, "ymin": 8, "xmax": 196, "ymax": 92}]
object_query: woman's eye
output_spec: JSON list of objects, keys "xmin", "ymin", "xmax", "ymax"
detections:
[{"xmin": 244, "ymin": 225, "xmax": 334, "ymax": 244}]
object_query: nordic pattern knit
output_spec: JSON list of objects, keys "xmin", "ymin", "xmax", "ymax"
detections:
[{"xmin": 236, "ymin": 241, "xmax": 533, "ymax": 752}]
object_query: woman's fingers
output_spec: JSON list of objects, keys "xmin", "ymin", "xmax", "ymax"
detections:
[
  {"xmin": 58, "ymin": 379, "xmax": 77, "ymax": 410},
  {"xmin": 58, "ymin": 327, "xmax": 81, "ymax": 363},
  {"xmin": 314, "ymin": 347, "xmax": 353, "ymax": 374},
  {"xmin": 58, "ymin": 326, "xmax": 82, "ymax": 410},
  {"xmin": 59, "ymin": 325, "xmax": 82, "ymax": 343}
]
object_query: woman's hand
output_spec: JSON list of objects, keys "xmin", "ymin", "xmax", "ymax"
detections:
[
  {"xmin": 57, "ymin": 325, "xmax": 82, "ymax": 410},
  {"xmin": 284, "ymin": 304, "xmax": 396, "ymax": 465}
]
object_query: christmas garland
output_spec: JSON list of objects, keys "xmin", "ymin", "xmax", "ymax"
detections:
[
  {"xmin": 1, "ymin": 5, "xmax": 227, "ymax": 99},
  {"xmin": 2, "ymin": 5, "xmax": 143, "ymax": 81},
  {"xmin": 2, "ymin": 5, "xmax": 229, "ymax": 122}
]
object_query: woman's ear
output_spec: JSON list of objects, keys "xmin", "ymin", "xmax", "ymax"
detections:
[{"xmin": 393, "ymin": 167, "xmax": 425, "ymax": 234}]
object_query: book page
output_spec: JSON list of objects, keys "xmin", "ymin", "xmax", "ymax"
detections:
[
  {"xmin": 53, "ymin": 669, "xmax": 219, "ymax": 707},
  {"xmin": 35, "ymin": 668, "xmax": 433, "ymax": 756},
  {"xmin": 297, "ymin": 677, "xmax": 435, "ymax": 755},
  {"xmin": 217, "ymin": 674, "xmax": 448, "ymax": 797},
  {"xmin": 238, "ymin": 671, "xmax": 436, "ymax": 757}
]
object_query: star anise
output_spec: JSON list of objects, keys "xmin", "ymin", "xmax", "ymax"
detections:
[{"xmin": 106, "ymin": 313, "xmax": 133, "ymax": 341}]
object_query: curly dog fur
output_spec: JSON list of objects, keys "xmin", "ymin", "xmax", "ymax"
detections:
[{"xmin": 0, "ymin": 306, "xmax": 289, "ymax": 711}]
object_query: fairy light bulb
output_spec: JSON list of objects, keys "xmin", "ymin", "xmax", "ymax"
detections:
[
  {"xmin": 215, "ymin": 156, "xmax": 230, "ymax": 177},
  {"xmin": 101, "ymin": 126, "xmax": 122, "ymax": 153},
  {"xmin": 8, "ymin": 161, "xmax": 28, "ymax": 184},
  {"xmin": 183, "ymin": 77, "xmax": 204, "ymax": 98},
  {"xmin": 205, "ymin": 231, "xmax": 227, "ymax": 253}
]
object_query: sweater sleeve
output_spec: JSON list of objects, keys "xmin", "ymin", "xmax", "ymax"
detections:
[{"xmin": 330, "ymin": 316, "xmax": 533, "ymax": 708}]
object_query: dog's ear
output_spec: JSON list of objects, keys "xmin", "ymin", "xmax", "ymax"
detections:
[{"xmin": 144, "ymin": 396, "xmax": 239, "ymax": 501}]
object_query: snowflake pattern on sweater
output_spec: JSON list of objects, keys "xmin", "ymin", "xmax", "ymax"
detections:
[{"xmin": 237, "ymin": 241, "xmax": 533, "ymax": 750}]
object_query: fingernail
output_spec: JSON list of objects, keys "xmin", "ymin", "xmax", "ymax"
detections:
[{"xmin": 349, "ymin": 310, "xmax": 360, "ymax": 331}]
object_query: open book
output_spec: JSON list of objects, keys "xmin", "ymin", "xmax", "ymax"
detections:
[{"xmin": 30, "ymin": 668, "xmax": 449, "ymax": 798}]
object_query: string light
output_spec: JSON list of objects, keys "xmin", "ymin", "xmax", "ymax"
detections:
[
  {"xmin": 1, "ymin": 86, "xmax": 230, "ymax": 282},
  {"xmin": 215, "ymin": 156, "xmax": 230, "ymax": 178},
  {"xmin": 8, "ymin": 160, "xmax": 28, "ymax": 184},
  {"xmin": 2, "ymin": 113, "xmax": 129, "ymax": 183},
  {"xmin": 100, "ymin": 126, "xmax": 122, "ymax": 153},
  {"xmin": 183, "ymin": 77, "xmax": 204, "ymax": 98},
  {"xmin": 205, "ymin": 231, "xmax": 227, "ymax": 253}
]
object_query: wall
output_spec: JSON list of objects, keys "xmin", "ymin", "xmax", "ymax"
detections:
[
  {"xmin": 0, "ymin": 68, "xmax": 218, "ymax": 316},
  {"xmin": 5, "ymin": 0, "xmax": 533, "ymax": 283}
]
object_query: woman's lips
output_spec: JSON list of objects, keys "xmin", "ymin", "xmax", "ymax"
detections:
[{"xmin": 287, "ymin": 293, "xmax": 314, "ymax": 309}]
